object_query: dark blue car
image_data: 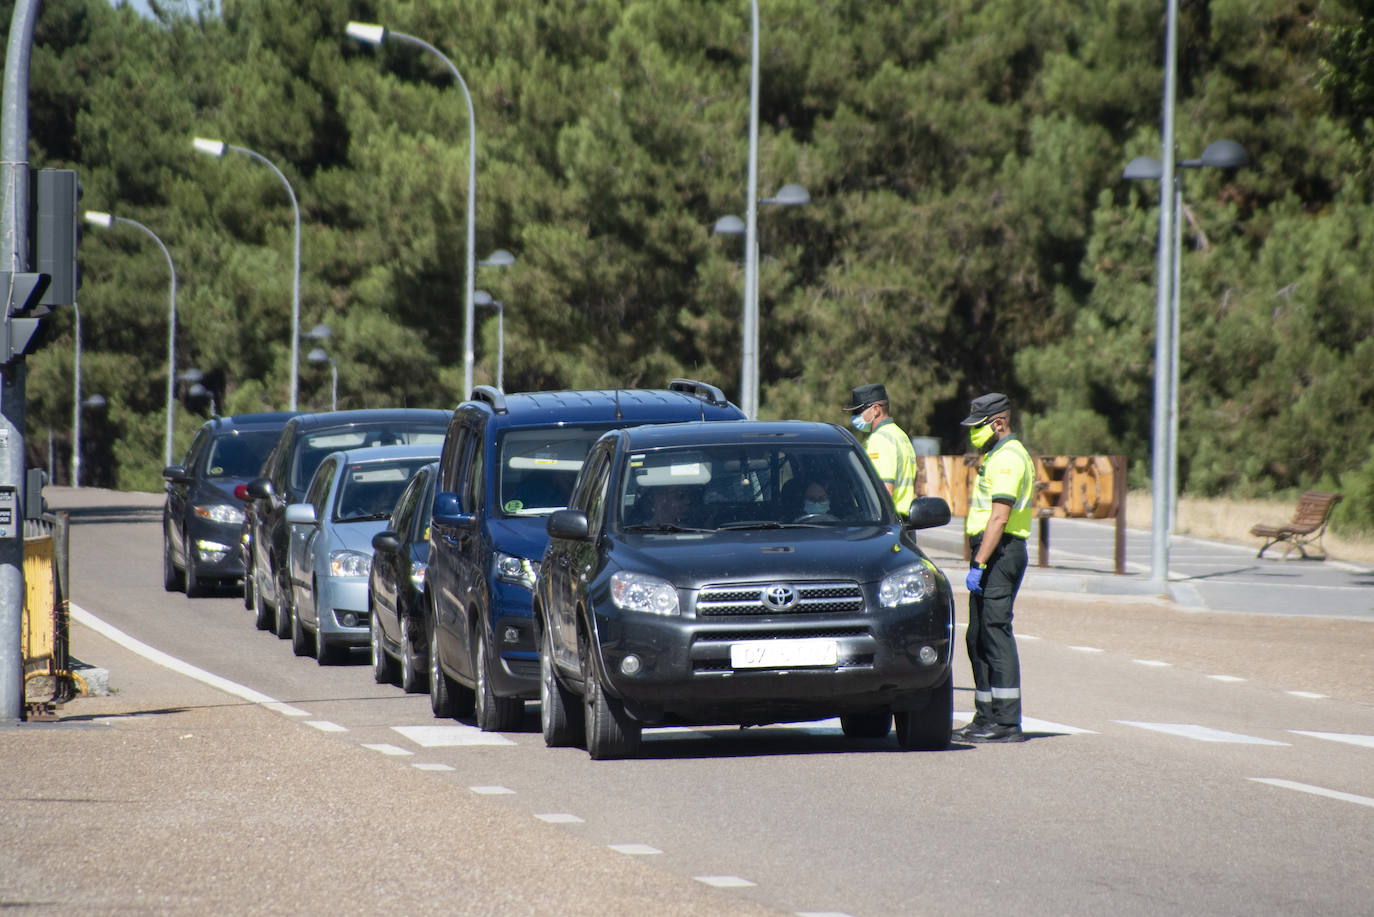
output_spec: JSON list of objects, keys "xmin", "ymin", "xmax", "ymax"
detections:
[{"xmin": 425, "ymin": 380, "xmax": 745, "ymax": 732}]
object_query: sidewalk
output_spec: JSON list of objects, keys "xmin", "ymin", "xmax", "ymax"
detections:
[{"xmin": 919, "ymin": 516, "xmax": 1374, "ymax": 620}]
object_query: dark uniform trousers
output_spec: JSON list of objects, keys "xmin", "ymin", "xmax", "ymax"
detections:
[{"xmin": 966, "ymin": 533, "xmax": 1027, "ymax": 726}]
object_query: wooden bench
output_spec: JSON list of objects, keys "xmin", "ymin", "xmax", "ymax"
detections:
[{"xmin": 1249, "ymin": 490, "xmax": 1343, "ymax": 559}]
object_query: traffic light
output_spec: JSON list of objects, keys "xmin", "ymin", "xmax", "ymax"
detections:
[
  {"xmin": 1, "ymin": 271, "xmax": 52, "ymax": 363},
  {"xmin": 34, "ymin": 168, "xmax": 80, "ymax": 308}
]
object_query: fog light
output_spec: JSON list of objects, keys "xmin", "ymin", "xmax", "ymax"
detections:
[
  {"xmin": 918, "ymin": 645, "xmax": 938, "ymax": 665},
  {"xmin": 341, "ymin": 612, "xmax": 359, "ymax": 627},
  {"xmin": 503, "ymin": 626, "xmax": 520, "ymax": 644},
  {"xmin": 620, "ymin": 655, "xmax": 642, "ymax": 676},
  {"xmin": 196, "ymin": 539, "xmax": 230, "ymax": 563}
]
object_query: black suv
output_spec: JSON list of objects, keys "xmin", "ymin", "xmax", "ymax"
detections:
[
  {"xmin": 243, "ymin": 409, "xmax": 449, "ymax": 638},
  {"xmin": 426, "ymin": 380, "xmax": 745, "ymax": 732},
  {"xmin": 162, "ymin": 411, "xmax": 298, "ymax": 596},
  {"xmin": 535, "ymin": 420, "xmax": 955, "ymax": 759}
]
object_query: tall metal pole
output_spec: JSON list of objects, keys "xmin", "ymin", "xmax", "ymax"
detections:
[
  {"xmin": 742, "ymin": 0, "xmax": 760, "ymax": 419},
  {"xmin": 1150, "ymin": 0, "xmax": 1179, "ymax": 586},
  {"xmin": 1169, "ymin": 181, "xmax": 1183, "ymax": 535},
  {"xmin": 495, "ymin": 300, "xmax": 504, "ymax": 392},
  {"xmin": 1, "ymin": 0, "xmax": 41, "ymax": 722},
  {"xmin": 71, "ymin": 301, "xmax": 81, "ymax": 487}
]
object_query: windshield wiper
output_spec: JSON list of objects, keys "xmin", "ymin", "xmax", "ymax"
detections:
[
  {"xmin": 623, "ymin": 523, "xmax": 714, "ymax": 534},
  {"xmin": 715, "ymin": 520, "xmax": 788, "ymax": 530}
]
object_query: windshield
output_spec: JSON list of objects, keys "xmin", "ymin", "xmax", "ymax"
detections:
[
  {"xmin": 497, "ymin": 426, "xmax": 610, "ymax": 516},
  {"xmin": 617, "ymin": 443, "xmax": 888, "ymax": 532},
  {"xmin": 334, "ymin": 458, "xmax": 436, "ymax": 523},
  {"xmin": 204, "ymin": 430, "xmax": 279, "ymax": 479},
  {"xmin": 292, "ymin": 425, "xmax": 445, "ymax": 492}
]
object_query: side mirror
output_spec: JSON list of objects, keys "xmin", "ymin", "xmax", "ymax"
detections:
[
  {"xmin": 372, "ymin": 530, "xmax": 401, "ymax": 554},
  {"xmin": 246, "ymin": 477, "xmax": 274, "ymax": 500},
  {"xmin": 284, "ymin": 503, "xmax": 318, "ymax": 526},
  {"xmin": 547, "ymin": 509, "xmax": 591, "ymax": 541},
  {"xmin": 432, "ymin": 491, "xmax": 470, "ymax": 527},
  {"xmin": 162, "ymin": 464, "xmax": 191, "ymax": 483},
  {"xmin": 904, "ymin": 496, "xmax": 951, "ymax": 530}
]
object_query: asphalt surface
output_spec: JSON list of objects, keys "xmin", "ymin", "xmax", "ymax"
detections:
[{"xmin": 5, "ymin": 487, "xmax": 1373, "ymax": 916}]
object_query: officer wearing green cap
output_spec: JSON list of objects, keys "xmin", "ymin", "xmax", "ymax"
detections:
[
  {"xmin": 955, "ymin": 392, "xmax": 1034, "ymax": 743},
  {"xmin": 845, "ymin": 383, "xmax": 918, "ymax": 515}
]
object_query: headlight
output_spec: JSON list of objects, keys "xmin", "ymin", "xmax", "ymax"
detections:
[
  {"xmin": 879, "ymin": 563, "xmax": 936, "ymax": 607},
  {"xmin": 610, "ymin": 571, "xmax": 679, "ymax": 616},
  {"xmin": 194, "ymin": 503, "xmax": 244, "ymax": 525},
  {"xmin": 494, "ymin": 552, "xmax": 538, "ymax": 590},
  {"xmin": 329, "ymin": 550, "xmax": 372, "ymax": 578}
]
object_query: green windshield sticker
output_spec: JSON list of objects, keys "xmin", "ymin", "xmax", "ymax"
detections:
[{"xmin": 504, "ymin": 499, "xmax": 524, "ymax": 512}]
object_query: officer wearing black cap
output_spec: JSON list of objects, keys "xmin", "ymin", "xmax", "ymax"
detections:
[
  {"xmin": 956, "ymin": 392, "xmax": 1034, "ymax": 743},
  {"xmin": 846, "ymin": 383, "xmax": 917, "ymax": 514}
]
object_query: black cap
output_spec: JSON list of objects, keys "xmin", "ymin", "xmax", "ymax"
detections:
[
  {"xmin": 960, "ymin": 392, "xmax": 1011, "ymax": 426},
  {"xmin": 846, "ymin": 383, "xmax": 888, "ymax": 411}
]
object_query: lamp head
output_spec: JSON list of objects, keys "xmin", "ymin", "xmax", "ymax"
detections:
[
  {"xmin": 713, "ymin": 215, "xmax": 745, "ymax": 235},
  {"xmin": 478, "ymin": 249, "xmax": 515, "ymax": 267},
  {"xmin": 473, "ymin": 289, "xmax": 493, "ymax": 306},
  {"xmin": 1122, "ymin": 156, "xmax": 1163, "ymax": 181},
  {"xmin": 193, "ymin": 137, "xmax": 226, "ymax": 157},
  {"xmin": 84, "ymin": 211, "xmax": 114, "ymax": 229},
  {"xmin": 1200, "ymin": 139, "xmax": 1249, "ymax": 170},
  {"xmin": 766, "ymin": 183, "xmax": 811, "ymax": 206},
  {"xmin": 307, "ymin": 348, "xmax": 330, "ymax": 365},
  {"xmin": 346, "ymin": 22, "xmax": 387, "ymax": 45}
]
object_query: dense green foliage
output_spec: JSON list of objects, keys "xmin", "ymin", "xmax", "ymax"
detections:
[{"xmin": 7, "ymin": 0, "xmax": 1374, "ymax": 532}]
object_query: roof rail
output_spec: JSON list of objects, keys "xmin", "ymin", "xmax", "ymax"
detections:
[
  {"xmin": 469, "ymin": 385, "xmax": 508, "ymax": 414},
  {"xmin": 667, "ymin": 378, "xmax": 729, "ymax": 408}
]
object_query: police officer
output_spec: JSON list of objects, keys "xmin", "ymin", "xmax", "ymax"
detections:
[
  {"xmin": 846, "ymin": 383, "xmax": 918, "ymax": 515},
  {"xmin": 956, "ymin": 392, "xmax": 1033, "ymax": 743}
]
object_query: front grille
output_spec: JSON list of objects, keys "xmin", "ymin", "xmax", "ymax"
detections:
[{"xmin": 695, "ymin": 581, "xmax": 863, "ymax": 617}]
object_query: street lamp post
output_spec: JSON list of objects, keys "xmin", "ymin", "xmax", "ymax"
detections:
[
  {"xmin": 192, "ymin": 136, "xmax": 302, "ymax": 411},
  {"xmin": 307, "ymin": 347, "xmax": 337, "ymax": 411},
  {"xmin": 742, "ymin": 0, "xmax": 761, "ymax": 419},
  {"xmin": 71, "ymin": 300, "xmax": 82, "ymax": 487},
  {"xmin": 347, "ymin": 21, "xmax": 480, "ymax": 400},
  {"xmin": 1124, "ymin": 139, "xmax": 1248, "ymax": 537},
  {"xmin": 84, "ymin": 211, "xmax": 178, "ymax": 466},
  {"xmin": 474, "ymin": 289, "xmax": 504, "ymax": 391}
]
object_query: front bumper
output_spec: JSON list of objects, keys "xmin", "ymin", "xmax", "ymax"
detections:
[
  {"xmin": 316, "ymin": 577, "xmax": 371, "ymax": 644},
  {"xmin": 590, "ymin": 595, "xmax": 953, "ymax": 726},
  {"xmin": 186, "ymin": 519, "xmax": 246, "ymax": 579}
]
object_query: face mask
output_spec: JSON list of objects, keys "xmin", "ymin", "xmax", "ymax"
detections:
[
  {"xmin": 850, "ymin": 412, "xmax": 872, "ymax": 434},
  {"xmin": 803, "ymin": 499, "xmax": 830, "ymax": 515},
  {"xmin": 969, "ymin": 421, "xmax": 995, "ymax": 449}
]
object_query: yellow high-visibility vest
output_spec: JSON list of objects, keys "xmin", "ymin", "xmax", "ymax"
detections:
[{"xmin": 966, "ymin": 435, "xmax": 1034, "ymax": 539}]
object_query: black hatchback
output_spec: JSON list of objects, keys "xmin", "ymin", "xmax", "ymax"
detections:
[
  {"xmin": 162, "ymin": 412, "xmax": 298, "ymax": 596},
  {"xmin": 535, "ymin": 421, "xmax": 955, "ymax": 759}
]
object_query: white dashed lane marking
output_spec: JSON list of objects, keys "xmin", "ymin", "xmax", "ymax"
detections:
[
  {"xmin": 470, "ymin": 785, "xmax": 515, "ymax": 795},
  {"xmin": 1289, "ymin": 731, "xmax": 1374, "ymax": 749},
  {"xmin": 411, "ymin": 763, "xmax": 455, "ymax": 772},
  {"xmin": 535, "ymin": 813, "xmax": 584, "ymax": 824},
  {"xmin": 1208, "ymin": 675, "xmax": 1246, "ymax": 683},
  {"xmin": 609, "ymin": 844, "xmax": 662, "ymax": 855},
  {"xmin": 1132, "ymin": 659, "xmax": 1171, "ymax": 667},
  {"xmin": 1287, "ymin": 690, "xmax": 1327, "ymax": 699},
  {"xmin": 392, "ymin": 724, "xmax": 517, "ymax": 747},
  {"xmin": 695, "ymin": 875, "xmax": 756, "ymax": 888},
  {"xmin": 955, "ymin": 712, "xmax": 1095, "ymax": 735},
  {"xmin": 1250, "ymin": 778, "xmax": 1374, "ymax": 809},
  {"xmin": 1068, "ymin": 645, "xmax": 1103, "ymax": 653},
  {"xmin": 306, "ymin": 720, "xmax": 347, "ymax": 733},
  {"xmin": 361, "ymin": 743, "xmax": 412, "ymax": 756},
  {"xmin": 1116, "ymin": 722, "xmax": 1289, "ymax": 745}
]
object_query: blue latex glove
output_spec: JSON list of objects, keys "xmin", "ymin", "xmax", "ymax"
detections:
[{"xmin": 965, "ymin": 564, "xmax": 985, "ymax": 594}]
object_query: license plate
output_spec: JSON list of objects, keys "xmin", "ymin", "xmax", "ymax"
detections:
[{"xmin": 729, "ymin": 638, "xmax": 838, "ymax": 669}]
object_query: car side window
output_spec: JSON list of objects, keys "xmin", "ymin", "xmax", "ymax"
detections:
[
  {"xmin": 583, "ymin": 450, "xmax": 613, "ymax": 533},
  {"xmin": 306, "ymin": 458, "xmax": 337, "ymax": 514},
  {"xmin": 392, "ymin": 470, "xmax": 422, "ymax": 533},
  {"xmin": 183, "ymin": 428, "xmax": 209, "ymax": 471},
  {"xmin": 460, "ymin": 429, "xmax": 484, "ymax": 514}
]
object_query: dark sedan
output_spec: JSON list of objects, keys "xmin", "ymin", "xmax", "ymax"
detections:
[
  {"xmin": 535, "ymin": 420, "xmax": 956, "ymax": 759},
  {"xmin": 162, "ymin": 412, "xmax": 297, "ymax": 596},
  {"xmin": 368, "ymin": 460, "xmax": 438, "ymax": 692}
]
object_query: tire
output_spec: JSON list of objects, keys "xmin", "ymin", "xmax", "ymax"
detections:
[
  {"xmin": 428, "ymin": 602, "xmax": 473, "ymax": 718},
  {"xmin": 184, "ymin": 551, "xmax": 206, "ymax": 598},
  {"xmin": 399, "ymin": 614, "xmax": 425, "ymax": 694},
  {"xmin": 474, "ymin": 626, "xmax": 524, "ymax": 732},
  {"xmin": 540, "ymin": 626, "xmax": 582, "ymax": 747},
  {"xmin": 582, "ymin": 639, "xmax": 640, "ymax": 760},
  {"xmin": 841, "ymin": 711, "xmax": 893, "ymax": 739},
  {"xmin": 163, "ymin": 533, "xmax": 184, "ymax": 593},
  {"xmin": 314, "ymin": 586, "xmax": 339, "ymax": 666},
  {"xmin": 251, "ymin": 572, "xmax": 274, "ymax": 631},
  {"xmin": 291, "ymin": 596, "xmax": 313, "ymax": 657},
  {"xmin": 371, "ymin": 605, "xmax": 398, "ymax": 685},
  {"xmin": 273, "ymin": 570, "xmax": 293, "ymax": 639},
  {"xmin": 894, "ymin": 669, "xmax": 953, "ymax": 751}
]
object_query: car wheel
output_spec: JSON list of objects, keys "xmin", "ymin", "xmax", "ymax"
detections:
[
  {"xmin": 251, "ymin": 573, "xmax": 274, "ymax": 631},
  {"xmin": 540, "ymin": 626, "xmax": 583, "ymax": 747},
  {"xmin": 840, "ymin": 711, "xmax": 893, "ymax": 739},
  {"xmin": 314, "ymin": 586, "xmax": 339, "ymax": 666},
  {"xmin": 291, "ymin": 595, "xmax": 313, "ymax": 657},
  {"xmin": 371, "ymin": 605, "xmax": 397, "ymax": 685},
  {"xmin": 184, "ymin": 551, "xmax": 206, "ymax": 598},
  {"xmin": 473, "ymin": 626, "xmax": 524, "ymax": 732},
  {"xmin": 399, "ymin": 614, "xmax": 425, "ymax": 694},
  {"xmin": 163, "ymin": 533, "xmax": 184, "ymax": 593},
  {"xmin": 273, "ymin": 570, "xmax": 293, "ymax": 639},
  {"xmin": 894, "ymin": 669, "xmax": 953, "ymax": 751},
  {"xmin": 428, "ymin": 602, "xmax": 473, "ymax": 718},
  {"xmin": 581, "ymin": 638, "xmax": 640, "ymax": 760},
  {"xmin": 242, "ymin": 560, "xmax": 254, "ymax": 609}
]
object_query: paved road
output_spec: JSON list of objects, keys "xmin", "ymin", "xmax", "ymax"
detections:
[{"xmin": 4, "ymin": 487, "xmax": 1373, "ymax": 916}]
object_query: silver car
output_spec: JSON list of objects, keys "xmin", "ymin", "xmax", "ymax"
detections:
[{"xmin": 284, "ymin": 444, "xmax": 441, "ymax": 664}]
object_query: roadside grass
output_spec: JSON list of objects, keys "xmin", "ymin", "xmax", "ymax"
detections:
[{"xmin": 1124, "ymin": 492, "xmax": 1374, "ymax": 565}]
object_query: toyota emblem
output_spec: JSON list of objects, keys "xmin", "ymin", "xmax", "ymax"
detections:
[{"xmin": 761, "ymin": 584, "xmax": 797, "ymax": 610}]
